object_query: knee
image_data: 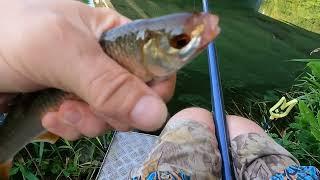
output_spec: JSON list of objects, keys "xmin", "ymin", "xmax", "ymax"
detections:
[
  {"xmin": 169, "ymin": 109, "xmax": 267, "ymax": 140},
  {"xmin": 226, "ymin": 115, "xmax": 266, "ymax": 140},
  {"xmin": 169, "ymin": 107, "xmax": 215, "ymax": 132}
]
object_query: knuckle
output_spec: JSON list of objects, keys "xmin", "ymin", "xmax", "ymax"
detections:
[
  {"xmin": 88, "ymin": 70, "xmax": 136, "ymax": 114},
  {"xmin": 95, "ymin": 8, "xmax": 121, "ymax": 23}
]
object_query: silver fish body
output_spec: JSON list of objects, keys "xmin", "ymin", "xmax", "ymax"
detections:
[{"xmin": 0, "ymin": 12, "xmax": 218, "ymax": 165}]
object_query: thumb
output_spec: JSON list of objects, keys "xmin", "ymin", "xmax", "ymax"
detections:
[
  {"xmin": 77, "ymin": 52, "xmax": 168, "ymax": 131},
  {"xmin": 72, "ymin": 7, "xmax": 168, "ymax": 131}
]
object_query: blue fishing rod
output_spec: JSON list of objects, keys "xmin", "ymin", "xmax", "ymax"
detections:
[{"xmin": 202, "ymin": 0, "xmax": 234, "ymax": 179}]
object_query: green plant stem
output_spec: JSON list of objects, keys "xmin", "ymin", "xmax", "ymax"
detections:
[{"xmin": 24, "ymin": 147, "xmax": 43, "ymax": 179}]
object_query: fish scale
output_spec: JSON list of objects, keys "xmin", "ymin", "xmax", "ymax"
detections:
[{"xmin": 103, "ymin": 33, "xmax": 147, "ymax": 79}]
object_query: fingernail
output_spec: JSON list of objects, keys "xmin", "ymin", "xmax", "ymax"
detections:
[
  {"xmin": 63, "ymin": 110, "xmax": 81, "ymax": 125},
  {"xmin": 131, "ymin": 96, "xmax": 168, "ymax": 131}
]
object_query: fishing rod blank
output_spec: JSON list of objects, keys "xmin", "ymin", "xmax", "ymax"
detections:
[{"xmin": 201, "ymin": 0, "xmax": 234, "ymax": 179}]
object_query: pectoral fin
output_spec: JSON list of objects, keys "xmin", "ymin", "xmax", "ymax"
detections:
[
  {"xmin": 0, "ymin": 160, "xmax": 12, "ymax": 180},
  {"xmin": 33, "ymin": 131, "xmax": 60, "ymax": 144}
]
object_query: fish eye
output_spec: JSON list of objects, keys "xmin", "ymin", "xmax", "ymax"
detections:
[{"xmin": 169, "ymin": 34, "xmax": 191, "ymax": 49}]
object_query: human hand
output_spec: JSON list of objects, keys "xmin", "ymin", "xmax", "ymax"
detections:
[{"xmin": 0, "ymin": 0, "xmax": 175, "ymax": 140}]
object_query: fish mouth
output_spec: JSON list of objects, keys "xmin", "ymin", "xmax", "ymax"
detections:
[
  {"xmin": 178, "ymin": 34, "xmax": 202, "ymax": 62},
  {"xmin": 185, "ymin": 12, "xmax": 220, "ymax": 50},
  {"xmin": 142, "ymin": 12, "xmax": 220, "ymax": 80},
  {"xmin": 174, "ymin": 13, "xmax": 220, "ymax": 62}
]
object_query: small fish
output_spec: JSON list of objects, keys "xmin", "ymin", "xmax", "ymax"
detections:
[
  {"xmin": 0, "ymin": 12, "xmax": 219, "ymax": 178},
  {"xmin": 99, "ymin": 12, "xmax": 219, "ymax": 82}
]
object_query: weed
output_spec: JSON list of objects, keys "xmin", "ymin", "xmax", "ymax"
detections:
[
  {"xmin": 225, "ymin": 59, "xmax": 320, "ymax": 168},
  {"xmin": 269, "ymin": 61, "xmax": 320, "ymax": 168},
  {"xmin": 10, "ymin": 132, "xmax": 114, "ymax": 179}
]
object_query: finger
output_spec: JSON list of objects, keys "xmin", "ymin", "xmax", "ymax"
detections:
[
  {"xmin": 57, "ymin": 100, "xmax": 112, "ymax": 137},
  {"xmin": 149, "ymin": 74, "xmax": 176, "ymax": 103},
  {"xmin": 94, "ymin": 111, "xmax": 132, "ymax": 132},
  {"xmin": 42, "ymin": 112, "xmax": 82, "ymax": 141},
  {"xmin": 68, "ymin": 41, "xmax": 168, "ymax": 132},
  {"xmin": 77, "ymin": 4, "xmax": 131, "ymax": 38},
  {"xmin": 91, "ymin": 8, "xmax": 131, "ymax": 37},
  {"xmin": 62, "ymin": 7, "xmax": 168, "ymax": 131}
]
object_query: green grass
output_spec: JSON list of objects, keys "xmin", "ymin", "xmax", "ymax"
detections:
[
  {"xmin": 10, "ymin": 133, "xmax": 114, "ymax": 179},
  {"xmin": 223, "ymin": 60, "xmax": 320, "ymax": 168},
  {"xmin": 271, "ymin": 60, "xmax": 320, "ymax": 167},
  {"xmin": 259, "ymin": 0, "xmax": 320, "ymax": 34}
]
